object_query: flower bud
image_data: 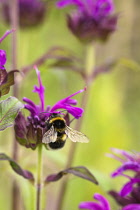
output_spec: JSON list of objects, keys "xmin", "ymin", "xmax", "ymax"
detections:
[
  {"xmin": 2, "ymin": 0, "xmax": 47, "ymax": 28},
  {"xmin": 57, "ymin": 0, "xmax": 118, "ymax": 43}
]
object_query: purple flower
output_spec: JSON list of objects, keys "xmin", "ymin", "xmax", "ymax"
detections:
[
  {"xmin": 2, "ymin": 0, "xmax": 47, "ymax": 28},
  {"xmin": 108, "ymin": 148, "xmax": 140, "ymax": 207},
  {"xmin": 57, "ymin": 0, "xmax": 114, "ymax": 17},
  {"xmin": 0, "ymin": 30, "xmax": 14, "ymax": 69},
  {"xmin": 56, "ymin": 0, "xmax": 118, "ymax": 43},
  {"xmin": 0, "ymin": 30, "xmax": 18, "ymax": 97},
  {"xmin": 0, "ymin": 50, "xmax": 6, "ymax": 69},
  {"xmin": 14, "ymin": 66, "xmax": 85, "ymax": 149},
  {"xmin": 50, "ymin": 88, "xmax": 85, "ymax": 119},
  {"xmin": 79, "ymin": 193, "xmax": 140, "ymax": 210},
  {"xmin": 79, "ymin": 193, "xmax": 111, "ymax": 210},
  {"xmin": 123, "ymin": 204, "xmax": 140, "ymax": 210}
]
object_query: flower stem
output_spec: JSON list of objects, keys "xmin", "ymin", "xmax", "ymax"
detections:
[
  {"xmin": 10, "ymin": 0, "xmax": 20, "ymax": 210},
  {"xmin": 11, "ymin": 0, "xmax": 19, "ymax": 161},
  {"xmin": 55, "ymin": 44, "xmax": 95, "ymax": 210},
  {"xmin": 36, "ymin": 144, "xmax": 43, "ymax": 210},
  {"xmin": 85, "ymin": 43, "xmax": 95, "ymax": 76}
]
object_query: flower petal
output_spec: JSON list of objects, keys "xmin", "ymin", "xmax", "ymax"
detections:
[
  {"xmin": 0, "ymin": 50, "xmax": 6, "ymax": 69},
  {"xmin": 79, "ymin": 193, "xmax": 111, "ymax": 210},
  {"xmin": 111, "ymin": 162, "xmax": 140, "ymax": 177},
  {"xmin": 120, "ymin": 178, "xmax": 140, "ymax": 197},
  {"xmin": 120, "ymin": 181, "xmax": 134, "ymax": 197},
  {"xmin": 66, "ymin": 106, "xmax": 84, "ymax": 118},
  {"xmin": 50, "ymin": 88, "xmax": 85, "ymax": 119},
  {"xmin": 123, "ymin": 204, "xmax": 140, "ymax": 210},
  {"xmin": 24, "ymin": 104, "xmax": 38, "ymax": 116},
  {"xmin": 57, "ymin": 0, "xmax": 114, "ymax": 16},
  {"xmin": 23, "ymin": 97, "xmax": 37, "ymax": 109},
  {"xmin": 95, "ymin": 0, "xmax": 114, "ymax": 13},
  {"xmin": 33, "ymin": 66, "xmax": 45, "ymax": 112},
  {"xmin": 56, "ymin": 0, "xmax": 83, "ymax": 8},
  {"xmin": 110, "ymin": 148, "xmax": 135, "ymax": 162},
  {"xmin": 94, "ymin": 193, "xmax": 111, "ymax": 210},
  {"xmin": 23, "ymin": 97, "xmax": 41, "ymax": 116},
  {"xmin": 79, "ymin": 201, "xmax": 102, "ymax": 210}
]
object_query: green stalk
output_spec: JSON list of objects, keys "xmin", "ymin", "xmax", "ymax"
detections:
[
  {"xmin": 85, "ymin": 43, "xmax": 95, "ymax": 76},
  {"xmin": 55, "ymin": 43, "xmax": 95, "ymax": 210},
  {"xmin": 10, "ymin": 1, "xmax": 20, "ymax": 210},
  {"xmin": 36, "ymin": 144, "xmax": 43, "ymax": 210},
  {"xmin": 10, "ymin": 0, "xmax": 19, "ymax": 161}
]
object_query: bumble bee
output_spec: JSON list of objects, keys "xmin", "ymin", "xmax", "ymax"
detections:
[{"xmin": 42, "ymin": 113, "xmax": 89, "ymax": 150}]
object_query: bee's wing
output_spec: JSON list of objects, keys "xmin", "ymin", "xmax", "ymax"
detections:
[
  {"xmin": 65, "ymin": 126, "xmax": 89, "ymax": 143},
  {"xmin": 42, "ymin": 126, "xmax": 57, "ymax": 144}
]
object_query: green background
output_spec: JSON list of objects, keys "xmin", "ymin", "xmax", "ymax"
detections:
[{"xmin": 1, "ymin": 1, "xmax": 140, "ymax": 209}]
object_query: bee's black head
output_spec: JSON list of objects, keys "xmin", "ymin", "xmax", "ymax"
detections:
[
  {"xmin": 49, "ymin": 113, "xmax": 60, "ymax": 119},
  {"xmin": 48, "ymin": 113, "xmax": 66, "ymax": 130}
]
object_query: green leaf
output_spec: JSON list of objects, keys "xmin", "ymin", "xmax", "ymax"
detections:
[
  {"xmin": 48, "ymin": 58, "xmax": 83, "ymax": 76},
  {"xmin": 0, "ymin": 153, "xmax": 34, "ymax": 181},
  {"xmin": 45, "ymin": 166, "xmax": 98, "ymax": 185},
  {"xmin": 0, "ymin": 96, "xmax": 24, "ymax": 131},
  {"xmin": 92, "ymin": 59, "xmax": 118, "ymax": 80},
  {"xmin": 0, "ymin": 69, "xmax": 19, "ymax": 97},
  {"xmin": 119, "ymin": 58, "xmax": 140, "ymax": 72}
]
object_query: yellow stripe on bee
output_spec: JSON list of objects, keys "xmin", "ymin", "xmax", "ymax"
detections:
[
  {"xmin": 57, "ymin": 134, "xmax": 67, "ymax": 141},
  {"xmin": 61, "ymin": 134, "xmax": 67, "ymax": 141},
  {"xmin": 49, "ymin": 117, "xmax": 65, "ymax": 124}
]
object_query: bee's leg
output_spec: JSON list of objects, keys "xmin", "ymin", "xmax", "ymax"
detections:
[{"xmin": 70, "ymin": 117, "xmax": 75, "ymax": 124}]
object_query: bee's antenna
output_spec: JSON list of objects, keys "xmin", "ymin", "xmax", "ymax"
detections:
[
  {"xmin": 59, "ymin": 110, "xmax": 67, "ymax": 113},
  {"xmin": 70, "ymin": 117, "xmax": 75, "ymax": 124},
  {"xmin": 40, "ymin": 110, "xmax": 66, "ymax": 115}
]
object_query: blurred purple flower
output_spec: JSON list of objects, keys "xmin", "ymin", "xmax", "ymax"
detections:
[
  {"xmin": 14, "ymin": 66, "xmax": 85, "ymax": 149},
  {"xmin": 0, "ymin": 30, "xmax": 18, "ymax": 97},
  {"xmin": 79, "ymin": 193, "xmax": 111, "ymax": 210},
  {"xmin": 57, "ymin": 0, "xmax": 114, "ymax": 17},
  {"xmin": 57, "ymin": 0, "xmax": 118, "ymax": 43},
  {"xmin": 0, "ymin": 50, "xmax": 6, "ymax": 69},
  {"xmin": 0, "ymin": 30, "xmax": 14, "ymax": 69},
  {"xmin": 123, "ymin": 204, "xmax": 140, "ymax": 210},
  {"xmin": 2, "ymin": 0, "xmax": 47, "ymax": 28},
  {"xmin": 108, "ymin": 148, "xmax": 140, "ymax": 207},
  {"xmin": 79, "ymin": 193, "xmax": 140, "ymax": 210}
]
